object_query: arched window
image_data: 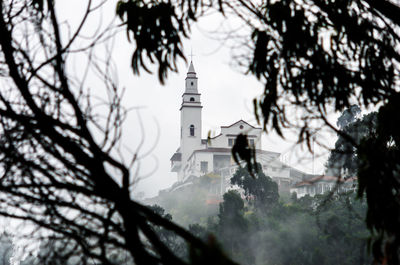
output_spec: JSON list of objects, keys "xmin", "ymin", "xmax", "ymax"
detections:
[
  {"xmin": 189, "ymin": 125, "xmax": 195, "ymax": 136},
  {"xmin": 190, "ymin": 97, "xmax": 195, "ymax": 102}
]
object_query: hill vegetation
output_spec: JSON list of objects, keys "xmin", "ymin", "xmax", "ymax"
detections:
[{"xmin": 148, "ymin": 166, "xmax": 371, "ymax": 265}]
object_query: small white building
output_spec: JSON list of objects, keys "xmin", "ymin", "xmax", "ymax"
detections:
[
  {"xmin": 170, "ymin": 62, "xmax": 307, "ymax": 194},
  {"xmin": 290, "ymin": 175, "xmax": 357, "ymax": 198}
]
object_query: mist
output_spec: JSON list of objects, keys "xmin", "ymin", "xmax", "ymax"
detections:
[{"xmin": 0, "ymin": 0, "xmax": 398, "ymax": 264}]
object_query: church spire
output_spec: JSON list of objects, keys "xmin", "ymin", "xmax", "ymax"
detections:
[
  {"xmin": 179, "ymin": 59, "xmax": 202, "ymax": 181},
  {"xmin": 185, "ymin": 60, "xmax": 198, "ymax": 93},
  {"xmin": 188, "ymin": 61, "xmax": 195, "ymax": 74}
]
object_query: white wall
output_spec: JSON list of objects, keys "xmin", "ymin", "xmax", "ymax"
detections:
[
  {"xmin": 184, "ymin": 151, "xmax": 214, "ymax": 179},
  {"xmin": 209, "ymin": 120, "xmax": 262, "ymax": 149},
  {"xmin": 179, "ymin": 105, "xmax": 203, "ymax": 181}
]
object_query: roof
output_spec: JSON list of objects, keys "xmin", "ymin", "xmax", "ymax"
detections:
[
  {"xmin": 188, "ymin": 61, "xmax": 195, "ymax": 74},
  {"xmin": 225, "ymin": 134, "xmax": 259, "ymax": 139},
  {"xmin": 186, "ymin": 147, "xmax": 231, "ymax": 162},
  {"xmin": 207, "ymin": 120, "xmax": 262, "ymax": 140},
  {"xmin": 209, "ymin": 133, "xmax": 222, "ymax": 140},
  {"xmin": 293, "ymin": 175, "xmax": 345, "ymax": 187},
  {"xmin": 182, "ymin": 92, "xmax": 201, "ymax": 96},
  {"xmin": 170, "ymin": 152, "xmax": 182, "ymax": 161},
  {"xmin": 193, "ymin": 147, "xmax": 232, "ymax": 154},
  {"xmin": 221, "ymin": 119, "xmax": 261, "ymax": 129},
  {"xmin": 187, "ymin": 147, "xmax": 280, "ymax": 161}
]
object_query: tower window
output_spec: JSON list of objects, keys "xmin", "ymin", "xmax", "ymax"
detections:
[
  {"xmin": 190, "ymin": 125, "xmax": 195, "ymax": 136},
  {"xmin": 191, "ymin": 81, "xmax": 194, "ymax": 86},
  {"xmin": 190, "ymin": 97, "xmax": 195, "ymax": 102}
]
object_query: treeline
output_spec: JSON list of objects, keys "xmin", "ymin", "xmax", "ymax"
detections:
[{"xmin": 150, "ymin": 166, "xmax": 371, "ymax": 265}]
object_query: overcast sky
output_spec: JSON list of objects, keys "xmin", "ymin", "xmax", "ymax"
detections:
[
  {"xmin": 59, "ymin": 1, "xmax": 337, "ymax": 198},
  {"xmin": 119, "ymin": 24, "xmax": 336, "ymax": 197}
]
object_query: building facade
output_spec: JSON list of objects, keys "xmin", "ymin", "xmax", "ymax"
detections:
[
  {"xmin": 290, "ymin": 176, "xmax": 357, "ymax": 198},
  {"xmin": 170, "ymin": 62, "xmax": 308, "ymax": 194}
]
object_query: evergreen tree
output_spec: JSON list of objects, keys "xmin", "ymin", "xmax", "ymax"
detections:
[
  {"xmin": 326, "ymin": 108, "xmax": 377, "ymax": 177},
  {"xmin": 218, "ymin": 191, "xmax": 248, "ymax": 261},
  {"xmin": 231, "ymin": 165, "xmax": 279, "ymax": 212},
  {"xmin": 116, "ymin": 1, "xmax": 400, "ymax": 261}
]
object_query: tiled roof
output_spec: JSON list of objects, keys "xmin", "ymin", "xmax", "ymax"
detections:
[{"xmin": 294, "ymin": 175, "xmax": 345, "ymax": 187}]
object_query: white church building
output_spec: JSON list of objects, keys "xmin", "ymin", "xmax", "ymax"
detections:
[{"xmin": 170, "ymin": 61, "xmax": 308, "ymax": 194}]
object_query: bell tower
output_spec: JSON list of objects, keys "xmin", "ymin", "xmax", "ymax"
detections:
[{"xmin": 179, "ymin": 61, "xmax": 203, "ymax": 181}]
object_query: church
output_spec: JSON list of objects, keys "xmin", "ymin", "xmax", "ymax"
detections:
[{"xmin": 170, "ymin": 61, "xmax": 308, "ymax": 194}]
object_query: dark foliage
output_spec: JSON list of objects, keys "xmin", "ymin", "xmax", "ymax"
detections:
[
  {"xmin": 0, "ymin": 1, "xmax": 237, "ymax": 265},
  {"xmin": 213, "ymin": 190, "xmax": 370, "ymax": 265},
  {"xmin": 116, "ymin": 0, "xmax": 400, "ymax": 263},
  {"xmin": 2, "ymin": 0, "xmax": 400, "ymax": 264},
  {"xmin": 326, "ymin": 106, "xmax": 377, "ymax": 177},
  {"xmin": 231, "ymin": 134, "xmax": 257, "ymax": 176},
  {"xmin": 230, "ymin": 164, "xmax": 279, "ymax": 212},
  {"xmin": 147, "ymin": 173, "xmax": 371, "ymax": 265},
  {"xmin": 218, "ymin": 191, "xmax": 247, "ymax": 232},
  {"xmin": 116, "ymin": 0, "xmax": 188, "ymax": 83},
  {"xmin": 217, "ymin": 191, "xmax": 250, "ymax": 264},
  {"xmin": 357, "ymin": 95, "xmax": 400, "ymax": 264},
  {"xmin": 336, "ymin": 105, "xmax": 361, "ymax": 130},
  {"xmin": 327, "ymin": 105, "xmax": 400, "ymax": 263}
]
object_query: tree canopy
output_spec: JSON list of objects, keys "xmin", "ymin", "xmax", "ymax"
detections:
[
  {"xmin": 0, "ymin": 1, "xmax": 236, "ymax": 264},
  {"xmin": 116, "ymin": 0, "xmax": 400, "ymax": 263},
  {"xmin": 1, "ymin": 0, "xmax": 400, "ymax": 264},
  {"xmin": 326, "ymin": 105, "xmax": 400, "ymax": 263},
  {"xmin": 326, "ymin": 105, "xmax": 376, "ymax": 177},
  {"xmin": 178, "ymin": 185, "xmax": 371, "ymax": 265},
  {"xmin": 230, "ymin": 164, "xmax": 279, "ymax": 212}
]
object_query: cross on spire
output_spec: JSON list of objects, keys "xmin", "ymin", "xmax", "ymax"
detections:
[
  {"xmin": 189, "ymin": 48, "xmax": 195, "ymax": 62},
  {"xmin": 187, "ymin": 47, "xmax": 196, "ymax": 75}
]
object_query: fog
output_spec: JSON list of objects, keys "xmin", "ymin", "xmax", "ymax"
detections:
[
  {"xmin": 0, "ymin": 1, "xmax": 364, "ymax": 264},
  {"xmin": 145, "ymin": 166, "xmax": 371, "ymax": 265}
]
